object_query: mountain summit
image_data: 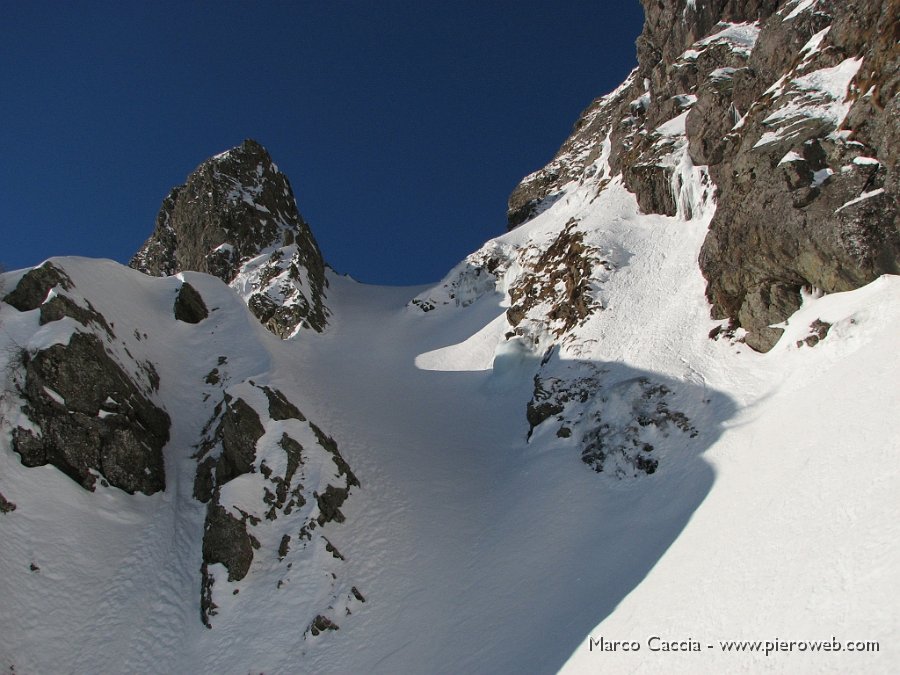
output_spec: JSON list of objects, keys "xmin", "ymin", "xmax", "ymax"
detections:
[{"xmin": 131, "ymin": 138, "xmax": 329, "ymax": 337}]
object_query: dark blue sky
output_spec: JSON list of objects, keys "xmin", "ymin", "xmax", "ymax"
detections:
[{"xmin": 1, "ymin": 1, "xmax": 644, "ymax": 285}]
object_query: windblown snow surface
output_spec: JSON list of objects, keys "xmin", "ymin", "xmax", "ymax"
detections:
[{"xmin": 1, "ymin": 147, "xmax": 898, "ymax": 673}]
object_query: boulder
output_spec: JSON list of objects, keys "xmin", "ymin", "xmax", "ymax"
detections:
[{"xmin": 12, "ymin": 332, "xmax": 170, "ymax": 495}]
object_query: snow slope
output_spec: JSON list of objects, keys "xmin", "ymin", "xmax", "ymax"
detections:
[
  {"xmin": 562, "ymin": 277, "xmax": 900, "ymax": 674},
  {"xmin": 2, "ymin": 144, "xmax": 897, "ymax": 673}
]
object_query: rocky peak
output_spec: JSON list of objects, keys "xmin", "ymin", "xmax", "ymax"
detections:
[{"xmin": 131, "ymin": 139, "xmax": 329, "ymax": 336}]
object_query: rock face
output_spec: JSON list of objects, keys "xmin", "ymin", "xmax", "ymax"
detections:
[
  {"xmin": 1, "ymin": 258, "xmax": 361, "ymax": 634},
  {"xmin": 173, "ymin": 282, "xmax": 208, "ymax": 324},
  {"xmin": 527, "ymin": 360, "xmax": 698, "ymax": 477},
  {"xmin": 131, "ymin": 139, "xmax": 329, "ymax": 337},
  {"xmin": 410, "ymin": 219, "xmax": 617, "ymax": 345},
  {"xmin": 0, "ymin": 491, "xmax": 17, "ymax": 513},
  {"xmin": 3, "ymin": 262, "xmax": 74, "ymax": 311},
  {"xmin": 192, "ymin": 381, "xmax": 360, "ymax": 628},
  {"xmin": 3, "ymin": 263, "xmax": 170, "ymax": 495},
  {"xmin": 507, "ymin": 0, "xmax": 898, "ymax": 351}
]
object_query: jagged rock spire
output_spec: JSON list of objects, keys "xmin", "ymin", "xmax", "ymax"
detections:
[{"xmin": 131, "ymin": 139, "xmax": 329, "ymax": 336}]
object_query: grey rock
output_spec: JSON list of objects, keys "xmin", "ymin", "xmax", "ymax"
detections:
[
  {"xmin": 197, "ymin": 392, "xmax": 266, "ymax": 624},
  {"xmin": 526, "ymin": 397, "xmax": 564, "ymax": 436},
  {"xmin": 507, "ymin": 84, "xmax": 633, "ymax": 231},
  {"xmin": 636, "ymin": 0, "xmax": 781, "ymax": 69},
  {"xmin": 131, "ymin": 139, "xmax": 329, "ymax": 336},
  {"xmin": 199, "ymin": 500, "xmax": 260, "ymax": 626},
  {"xmin": 193, "ymin": 384, "xmax": 357, "ymax": 627},
  {"xmin": 323, "ymin": 537, "xmax": 345, "ymax": 560},
  {"xmin": 309, "ymin": 421, "xmax": 360, "ymax": 488},
  {"xmin": 315, "ymin": 485, "xmax": 350, "ymax": 526},
  {"xmin": 507, "ymin": 220, "xmax": 600, "ymax": 336},
  {"xmin": 213, "ymin": 396, "xmax": 265, "ymax": 487},
  {"xmin": 278, "ymin": 534, "xmax": 291, "ymax": 560},
  {"xmin": 12, "ymin": 332, "xmax": 170, "ymax": 494},
  {"xmin": 797, "ymin": 318, "xmax": 832, "ymax": 348},
  {"xmin": 623, "ymin": 163, "xmax": 679, "ymax": 217},
  {"xmin": 507, "ymin": 1, "xmax": 779, "ymax": 231},
  {"xmin": 174, "ymin": 282, "xmax": 209, "ymax": 323},
  {"xmin": 39, "ymin": 294, "xmax": 114, "ymax": 337},
  {"xmin": 260, "ymin": 385, "xmax": 306, "ymax": 422},
  {"xmin": 202, "ymin": 502, "xmax": 258, "ymax": 582},
  {"xmin": 193, "ymin": 456, "xmax": 217, "ymax": 503},
  {"xmin": 526, "ymin": 362, "xmax": 698, "ymax": 478},
  {"xmin": 699, "ymin": 0, "xmax": 899, "ymax": 349},
  {"xmin": 0, "ymin": 491, "xmax": 16, "ymax": 514},
  {"xmin": 738, "ymin": 282, "xmax": 802, "ymax": 352},
  {"xmin": 136, "ymin": 189, "xmax": 181, "ymax": 278},
  {"xmin": 308, "ymin": 615, "xmax": 339, "ymax": 636},
  {"xmin": 199, "ymin": 564, "xmax": 217, "ymax": 628},
  {"xmin": 193, "ymin": 386, "xmax": 308, "ymax": 505},
  {"xmin": 507, "ymin": 0, "xmax": 898, "ymax": 351},
  {"xmin": 3, "ymin": 262, "xmax": 73, "ymax": 311}
]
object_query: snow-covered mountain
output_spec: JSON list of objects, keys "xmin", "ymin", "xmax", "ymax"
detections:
[
  {"xmin": 131, "ymin": 138, "xmax": 330, "ymax": 338},
  {"xmin": 1, "ymin": 1, "xmax": 897, "ymax": 673}
]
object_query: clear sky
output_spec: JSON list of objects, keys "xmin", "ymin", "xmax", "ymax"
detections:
[{"xmin": 1, "ymin": 1, "xmax": 644, "ymax": 285}]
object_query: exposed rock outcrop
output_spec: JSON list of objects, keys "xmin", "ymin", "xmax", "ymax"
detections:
[
  {"xmin": 131, "ymin": 139, "xmax": 329, "ymax": 337},
  {"xmin": 3, "ymin": 263, "xmax": 170, "ymax": 495},
  {"xmin": 412, "ymin": 217, "xmax": 618, "ymax": 356},
  {"xmin": 0, "ymin": 491, "xmax": 16, "ymax": 513},
  {"xmin": 507, "ymin": 0, "xmax": 898, "ymax": 351},
  {"xmin": 202, "ymin": 502, "xmax": 259, "ymax": 583},
  {"xmin": 192, "ymin": 382, "xmax": 359, "ymax": 628},
  {"xmin": 506, "ymin": 219, "xmax": 611, "ymax": 340},
  {"xmin": 3, "ymin": 262, "xmax": 74, "ymax": 311},
  {"xmin": 409, "ymin": 245, "xmax": 508, "ymax": 313},
  {"xmin": 1, "ymin": 258, "xmax": 361, "ymax": 634},
  {"xmin": 697, "ymin": 0, "xmax": 899, "ymax": 350},
  {"xmin": 796, "ymin": 318, "xmax": 832, "ymax": 348},
  {"xmin": 416, "ymin": 0, "xmax": 897, "ymax": 478},
  {"xmin": 11, "ymin": 332, "xmax": 169, "ymax": 495},
  {"xmin": 307, "ymin": 614, "xmax": 339, "ymax": 637},
  {"xmin": 526, "ymin": 356, "xmax": 698, "ymax": 477},
  {"xmin": 173, "ymin": 282, "xmax": 208, "ymax": 324}
]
